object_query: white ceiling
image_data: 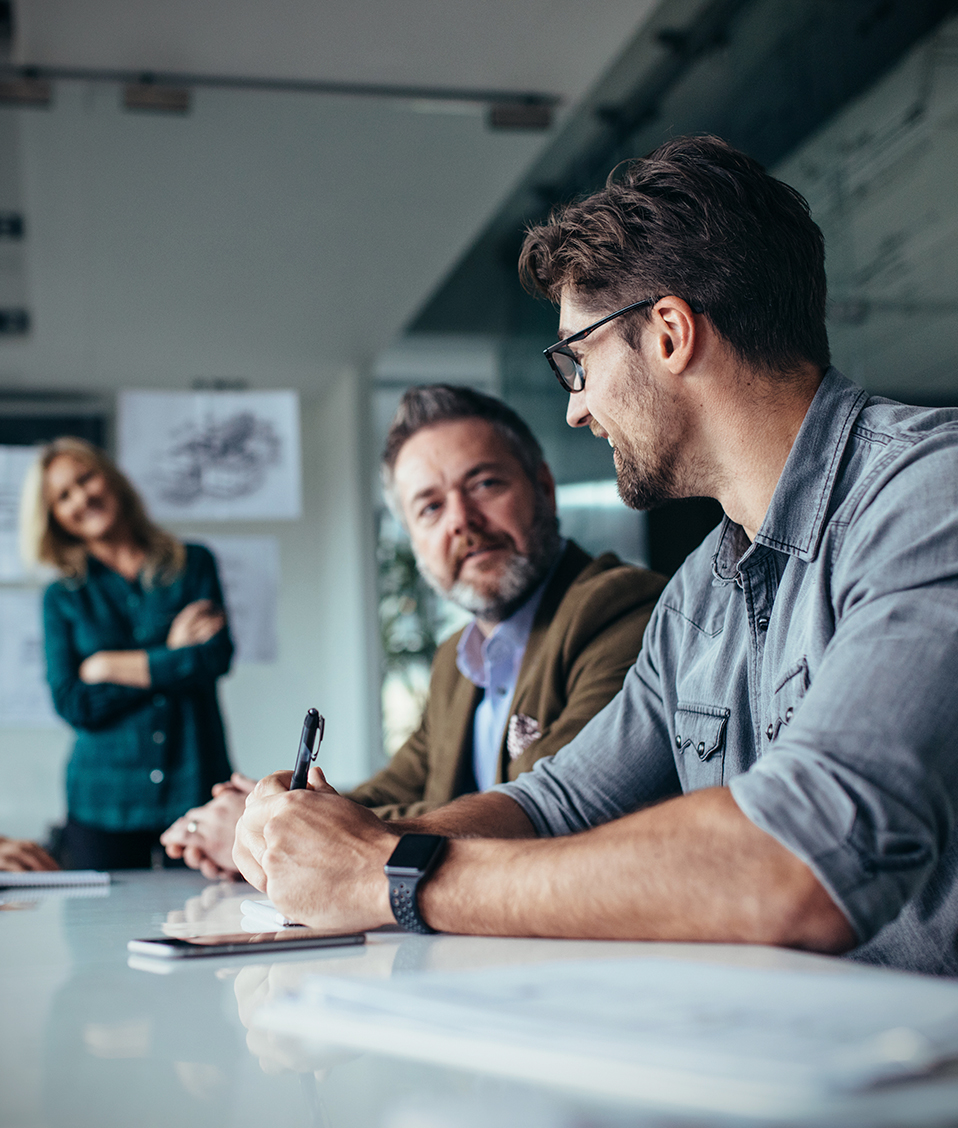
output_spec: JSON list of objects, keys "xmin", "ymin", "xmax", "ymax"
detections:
[
  {"xmin": 16, "ymin": 0, "xmax": 658, "ymax": 103},
  {"xmin": 2, "ymin": 1, "xmax": 662, "ymax": 394}
]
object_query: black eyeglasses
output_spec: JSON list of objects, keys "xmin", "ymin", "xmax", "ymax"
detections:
[
  {"xmin": 543, "ymin": 298, "xmax": 658, "ymax": 393},
  {"xmin": 543, "ymin": 295, "xmax": 704, "ymax": 392}
]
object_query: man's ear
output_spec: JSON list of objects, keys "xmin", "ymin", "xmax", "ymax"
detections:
[
  {"xmin": 537, "ymin": 461, "xmax": 557, "ymax": 510},
  {"xmin": 651, "ymin": 296, "xmax": 697, "ymax": 374}
]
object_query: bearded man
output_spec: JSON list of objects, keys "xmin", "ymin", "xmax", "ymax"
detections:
[{"xmin": 163, "ymin": 385, "xmax": 664, "ymax": 875}]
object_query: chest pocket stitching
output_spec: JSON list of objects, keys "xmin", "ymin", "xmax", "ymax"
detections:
[
  {"xmin": 660, "ymin": 604, "xmax": 725, "ymax": 638},
  {"xmin": 674, "ymin": 702, "xmax": 730, "ymax": 762},
  {"xmin": 773, "ymin": 657, "xmax": 809, "ymax": 697},
  {"xmin": 768, "ymin": 657, "xmax": 810, "ymax": 743}
]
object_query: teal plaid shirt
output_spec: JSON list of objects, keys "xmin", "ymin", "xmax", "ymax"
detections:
[{"xmin": 44, "ymin": 543, "xmax": 233, "ymax": 832}]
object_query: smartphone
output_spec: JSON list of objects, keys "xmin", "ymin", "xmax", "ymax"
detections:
[{"xmin": 127, "ymin": 929, "xmax": 365, "ymax": 959}]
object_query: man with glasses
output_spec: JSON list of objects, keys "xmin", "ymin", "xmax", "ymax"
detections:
[{"xmin": 234, "ymin": 136, "xmax": 958, "ymax": 975}]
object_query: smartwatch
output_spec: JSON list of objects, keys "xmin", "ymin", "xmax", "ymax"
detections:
[{"xmin": 384, "ymin": 833, "xmax": 447, "ymax": 934}]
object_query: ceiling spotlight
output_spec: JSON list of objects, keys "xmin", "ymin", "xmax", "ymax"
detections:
[
  {"xmin": 123, "ymin": 83, "xmax": 191, "ymax": 114},
  {"xmin": 0, "ymin": 76, "xmax": 51, "ymax": 106},
  {"xmin": 487, "ymin": 102, "xmax": 553, "ymax": 131}
]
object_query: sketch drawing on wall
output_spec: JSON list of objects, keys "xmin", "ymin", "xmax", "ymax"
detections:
[
  {"xmin": 118, "ymin": 390, "xmax": 302, "ymax": 521},
  {"xmin": 156, "ymin": 411, "xmax": 282, "ymax": 506}
]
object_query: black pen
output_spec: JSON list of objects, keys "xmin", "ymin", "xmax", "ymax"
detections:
[{"xmin": 290, "ymin": 708, "xmax": 325, "ymax": 790}]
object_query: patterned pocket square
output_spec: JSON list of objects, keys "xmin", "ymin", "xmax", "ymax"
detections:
[{"xmin": 507, "ymin": 713, "xmax": 542, "ymax": 761}]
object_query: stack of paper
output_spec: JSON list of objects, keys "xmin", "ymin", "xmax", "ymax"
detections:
[{"xmin": 256, "ymin": 957, "xmax": 958, "ymax": 1117}]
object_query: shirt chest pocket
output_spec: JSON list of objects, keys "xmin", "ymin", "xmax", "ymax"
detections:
[
  {"xmin": 673, "ymin": 703, "xmax": 730, "ymax": 791},
  {"xmin": 764, "ymin": 658, "xmax": 809, "ymax": 748}
]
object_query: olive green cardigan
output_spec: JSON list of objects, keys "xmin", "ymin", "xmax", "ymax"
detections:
[{"xmin": 348, "ymin": 541, "xmax": 665, "ymax": 820}]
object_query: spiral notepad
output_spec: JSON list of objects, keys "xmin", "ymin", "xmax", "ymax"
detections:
[{"xmin": 0, "ymin": 870, "xmax": 110, "ymax": 887}]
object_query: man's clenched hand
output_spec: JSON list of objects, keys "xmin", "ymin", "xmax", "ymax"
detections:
[{"xmin": 233, "ymin": 766, "xmax": 399, "ymax": 933}]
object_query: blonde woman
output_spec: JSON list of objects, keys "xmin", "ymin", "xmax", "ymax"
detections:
[{"xmin": 22, "ymin": 437, "xmax": 233, "ymax": 870}]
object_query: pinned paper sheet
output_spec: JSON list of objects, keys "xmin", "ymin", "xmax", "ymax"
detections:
[
  {"xmin": 0, "ymin": 445, "xmax": 36, "ymax": 581},
  {"xmin": 118, "ymin": 391, "xmax": 302, "ymax": 521},
  {"xmin": 257, "ymin": 957, "xmax": 958, "ymax": 1117},
  {"xmin": 195, "ymin": 535, "xmax": 279, "ymax": 664},
  {"xmin": 0, "ymin": 589, "xmax": 59, "ymax": 728}
]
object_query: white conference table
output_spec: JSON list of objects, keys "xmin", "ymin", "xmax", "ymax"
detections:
[{"xmin": 2, "ymin": 869, "xmax": 958, "ymax": 1128}]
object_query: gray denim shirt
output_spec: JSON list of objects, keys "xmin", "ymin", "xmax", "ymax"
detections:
[{"xmin": 494, "ymin": 368, "xmax": 958, "ymax": 975}]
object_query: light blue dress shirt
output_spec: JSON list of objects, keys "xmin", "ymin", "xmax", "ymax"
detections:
[
  {"xmin": 494, "ymin": 370, "xmax": 958, "ymax": 976},
  {"xmin": 456, "ymin": 547, "xmax": 564, "ymax": 791}
]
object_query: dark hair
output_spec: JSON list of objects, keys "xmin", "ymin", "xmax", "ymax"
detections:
[
  {"xmin": 381, "ymin": 384, "xmax": 545, "ymax": 514},
  {"xmin": 519, "ymin": 134, "xmax": 830, "ymax": 374}
]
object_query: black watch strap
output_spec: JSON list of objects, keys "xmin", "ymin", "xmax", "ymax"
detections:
[
  {"xmin": 384, "ymin": 834, "xmax": 446, "ymax": 935},
  {"xmin": 387, "ymin": 874, "xmax": 437, "ymax": 934}
]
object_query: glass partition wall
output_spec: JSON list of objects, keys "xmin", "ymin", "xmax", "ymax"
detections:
[{"xmin": 372, "ymin": 9, "xmax": 958, "ymax": 760}]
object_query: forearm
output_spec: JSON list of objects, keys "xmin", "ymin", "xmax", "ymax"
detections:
[
  {"xmin": 391, "ymin": 791, "xmax": 536, "ymax": 839},
  {"xmin": 418, "ymin": 788, "xmax": 855, "ymax": 949},
  {"xmin": 80, "ymin": 650, "xmax": 150, "ymax": 688},
  {"xmin": 148, "ymin": 632, "xmax": 232, "ymax": 690}
]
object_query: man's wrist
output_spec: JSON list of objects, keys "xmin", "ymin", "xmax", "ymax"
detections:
[
  {"xmin": 370, "ymin": 828, "xmax": 403, "ymax": 928},
  {"xmin": 383, "ymin": 834, "xmax": 447, "ymax": 933}
]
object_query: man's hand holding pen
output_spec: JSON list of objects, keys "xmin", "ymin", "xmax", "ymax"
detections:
[{"xmin": 233, "ymin": 765, "xmax": 399, "ymax": 935}]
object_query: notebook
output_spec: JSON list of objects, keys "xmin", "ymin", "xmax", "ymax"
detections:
[{"xmin": 0, "ymin": 869, "xmax": 110, "ymax": 887}]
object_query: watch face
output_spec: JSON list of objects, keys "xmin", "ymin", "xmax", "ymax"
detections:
[{"xmin": 386, "ymin": 834, "xmax": 445, "ymax": 873}]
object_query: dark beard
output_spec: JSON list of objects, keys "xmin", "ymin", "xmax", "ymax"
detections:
[
  {"xmin": 606, "ymin": 348, "xmax": 684, "ymax": 511},
  {"xmin": 614, "ymin": 442, "xmax": 682, "ymax": 511},
  {"xmin": 417, "ymin": 489, "xmax": 562, "ymax": 623}
]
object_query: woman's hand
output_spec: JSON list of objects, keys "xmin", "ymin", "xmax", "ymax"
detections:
[
  {"xmin": 79, "ymin": 650, "xmax": 150, "ymax": 687},
  {"xmin": 166, "ymin": 600, "xmax": 225, "ymax": 649},
  {"xmin": 161, "ymin": 774, "xmax": 256, "ymax": 879},
  {"xmin": 0, "ymin": 835, "xmax": 60, "ymax": 872},
  {"xmin": 76, "ymin": 600, "xmax": 223, "ymax": 688}
]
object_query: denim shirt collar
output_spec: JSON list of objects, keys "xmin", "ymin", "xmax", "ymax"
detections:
[{"xmin": 713, "ymin": 367, "xmax": 869, "ymax": 581}]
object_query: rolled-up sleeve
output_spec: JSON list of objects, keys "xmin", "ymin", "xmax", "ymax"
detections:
[
  {"xmin": 731, "ymin": 436, "xmax": 958, "ymax": 944},
  {"xmin": 492, "ymin": 628, "xmax": 681, "ymax": 837}
]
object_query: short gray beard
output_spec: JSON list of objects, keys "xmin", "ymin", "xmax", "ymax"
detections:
[{"xmin": 416, "ymin": 490, "xmax": 562, "ymax": 624}]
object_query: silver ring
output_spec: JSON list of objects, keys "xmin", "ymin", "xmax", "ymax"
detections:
[{"xmin": 186, "ymin": 820, "xmax": 198, "ymax": 834}]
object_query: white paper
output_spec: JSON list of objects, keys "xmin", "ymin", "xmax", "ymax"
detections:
[
  {"xmin": 118, "ymin": 391, "xmax": 302, "ymax": 521},
  {"xmin": 0, "ymin": 588, "xmax": 58, "ymax": 727},
  {"xmin": 258, "ymin": 957, "xmax": 958, "ymax": 1116},
  {"xmin": 240, "ymin": 898, "xmax": 299, "ymax": 930},
  {"xmin": 0, "ymin": 445, "xmax": 38, "ymax": 581},
  {"xmin": 193, "ymin": 535, "xmax": 279, "ymax": 663}
]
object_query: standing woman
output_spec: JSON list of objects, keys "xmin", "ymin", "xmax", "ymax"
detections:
[{"xmin": 21, "ymin": 437, "xmax": 233, "ymax": 870}]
